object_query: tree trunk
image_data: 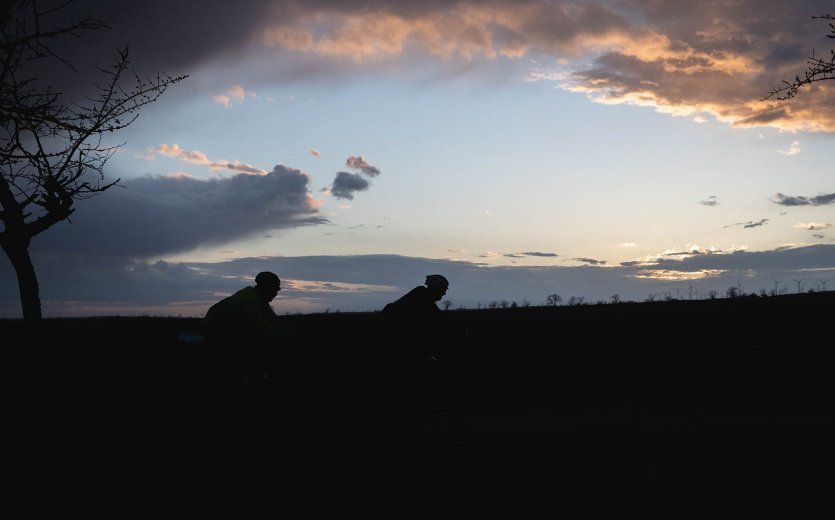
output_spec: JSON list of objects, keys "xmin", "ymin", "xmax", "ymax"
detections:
[{"xmin": 1, "ymin": 239, "xmax": 42, "ymax": 321}]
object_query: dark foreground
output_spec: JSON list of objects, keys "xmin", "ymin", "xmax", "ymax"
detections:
[{"xmin": 2, "ymin": 292, "xmax": 834, "ymax": 507}]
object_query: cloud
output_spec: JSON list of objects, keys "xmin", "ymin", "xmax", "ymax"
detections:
[
  {"xmin": 346, "ymin": 155, "xmax": 381, "ymax": 176},
  {"xmin": 31, "ymin": 166, "xmax": 325, "ymax": 258},
  {"xmin": 330, "ymin": 171, "xmax": 370, "ymax": 200},
  {"xmin": 213, "ymin": 85, "xmax": 256, "ymax": 108},
  {"xmin": 43, "ymin": 1, "xmax": 835, "ymax": 133},
  {"xmin": 573, "ymin": 257, "xmax": 606, "ymax": 265},
  {"xmin": 723, "ymin": 219, "xmax": 769, "ymax": 229},
  {"xmin": 778, "ymin": 140, "xmax": 801, "ymax": 155},
  {"xmin": 310, "ymin": 149, "xmax": 321, "ymax": 157},
  {"xmin": 699, "ymin": 196, "xmax": 719, "ymax": 206},
  {"xmin": 744, "ymin": 219, "xmax": 770, "ymax": 229},
  {"xmin": 8, "ymin": 244, "xmax": 834, "ymax": 318},
  {"xmin": 794, "ymin": 222, "xmax": 832, "ymax": 231},
  {"xmin": 327, "ymin": 155, "xmax": 381, "ymax": 199},
  {"xmin": 520, "ymin": 251, "xmax": 559, "ymax": 257},
  {"xmin": 156, "ymin": 144, "xmax": 268, "ymax": 175},
  {"xmin": 771, "ymin": 192, "xmax": 835, "ymax": 207}
]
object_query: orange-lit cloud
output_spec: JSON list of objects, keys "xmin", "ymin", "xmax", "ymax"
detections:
[
  {"xmin": 156, "ymin": 143, "xmax": 267, "ymax": 175},
  {"xmin": 258, "ymin": 1, "xmax": 835, "ymax": 132},
  {"xmin": 212, "ymin": 85, "xmax": 256, "ymax": 108}
]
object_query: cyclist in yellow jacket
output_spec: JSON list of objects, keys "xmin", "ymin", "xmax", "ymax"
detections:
[{"xmin": 203, "ymin": 271, "xmax": 291, "ymax": 373}]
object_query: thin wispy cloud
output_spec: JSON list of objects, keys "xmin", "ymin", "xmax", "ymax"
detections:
[
  {"xmin": 520, "ymin": 251, "xmax": 559, "ymax": 257},
  {"xmin": 771, "ymin": 192, "xmax": 835, "ymax": 207},
  {"xmin": 794, "ymin": 222, "xmax": 832, "ymax": 231},
  {"xmin": 699, "ymin": 196, "xmax": 719, "ymax": 206},
  {"xmin": 156, "ymin": 144, "xmax": 267, "ymax": 175},
  {"xmin": 724, "ymin": 219, "xmax": 769, "ymax": 229},
  {"xmin": 573, "ymin": 257, "xmax": 606, "ymax": 265},
  {"xmin": 502, "ymin": 251, "xmax": 558, "ymax": 259},
  {"xmin": 744, "ymin": 219, "xmax": 770, "ymax": 229}
]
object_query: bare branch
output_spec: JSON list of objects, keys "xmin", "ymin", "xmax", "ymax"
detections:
[{"xmin": 762, "ymin": 14, "xmax": 835, "ymax": 101}]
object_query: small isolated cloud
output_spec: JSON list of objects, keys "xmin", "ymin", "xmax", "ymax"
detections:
[
  {"xmin": 504, "ymin": 251, "xmax": 559, "ymax": 258},
  {"xmin": 699, "ymin": 196, "xmax": 719, "ymax": 207},
  {"xmin": 794, "ymin": 222, "xmax": 832, "ymax": 231},
  {"xmin": 213, "ymin": 85, "xmax": 256, "ymax": 108},
  {"xmin": 520, "ymin": 251, "xmax": 559, "ymax": 258},
  {"xmin": 330, "ymin": 171, "xmax": 370, "ymax": 200},
  {"xmin": 573, "ymin": 257, "xmax": 606, "ymax": 265},
  {"xmin": 618, "ymin": 242, "xmax": 638, "ymax": 248},
  {"xmin": 328, "ymin": 155, "xmax": 380, "ymax": 199},
  {"xmin": 346, "ymin": 155, "xmax": 381, "ymax": 177},
  {"xmin": 213, "ymin": 95, "xmax": 232, "ymax": 108},
  {"xmin": 724, "ymin": 218, "xmax": 769, "ymax": 229},
  {"xmin": 744, "ymin": 219, "xmax": 769, "ymax": 229},
  {"xmin": 778, "ymin": 141, "xmax": 801, "ymax": 156},
  {"xmin": 310, "ymin": 149, "xmax": 321, "ymax": 157},
  {"xmin": 771, "ymin": 192, "xmax": 835, "ymax": 207},
  {"xmin": 812, "ymin": 233, "xmax": 826, "ymax": 239}
]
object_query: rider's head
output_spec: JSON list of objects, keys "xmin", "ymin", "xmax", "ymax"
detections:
[
  {"xmin": 254, "ymin": 271, "xmax": 281, "ymax": 302},
  {"xmin": 425, "ymin": 274, "xmax": 449, "ymax": 302}
]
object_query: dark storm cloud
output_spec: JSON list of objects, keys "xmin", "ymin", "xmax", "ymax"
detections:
[
  {"xmin": 771, "ymin": 192, "xmax": 835, "ymax": 207},
  {"xmin": 31, "ymin": 166, "xmax": 324, "ymax": 258},
  {"xmin": 330, "ymin": 171, "xmax": 370, "ymax": 200}
]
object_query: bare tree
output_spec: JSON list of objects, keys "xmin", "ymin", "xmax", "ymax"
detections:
[
  {"xmin": 0, "ymin": 1, "xmax": 186, "ymax": 320},
  {"xmin": 763, "ymin": 14, "xmax": 834, "ymax": 100},
  {"xmin": 567, "ymin": 296, "xmax": 584, "ymax": 306},
  {"xmin": 442, "ymin": 299, "xmax": 452, "ymax": 311},
  {"xmin": 545, "ymin": 293, "xmax": 561, "ymax": 306}
]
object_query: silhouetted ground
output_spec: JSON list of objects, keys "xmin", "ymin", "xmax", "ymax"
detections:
[{"xmin": 1, "ymin": 291, "xmax": 833, "ymax": 507}]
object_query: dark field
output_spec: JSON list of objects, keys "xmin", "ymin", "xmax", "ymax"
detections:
[{"xmin": 2, "ymin": 292, "xmax": 833, "ymax": 507}]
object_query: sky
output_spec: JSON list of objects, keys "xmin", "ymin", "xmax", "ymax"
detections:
[{"xmin": 1, "ymin": 0, "xmax": 834, "ymax": 317}]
